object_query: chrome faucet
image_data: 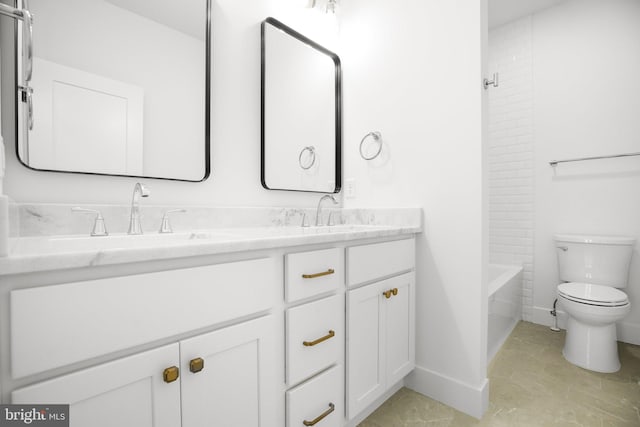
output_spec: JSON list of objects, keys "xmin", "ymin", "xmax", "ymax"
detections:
[
  {"xmin": 315, "ymin": 194, "xmax": 338, "ymax": 226},
  {"xmin": 128, "ymin": 183, "xmax": 150, "ymax": 235}
]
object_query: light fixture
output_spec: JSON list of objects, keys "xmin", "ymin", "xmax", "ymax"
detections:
[
  {"xmin": 310, "ymin": 0, "xmax": 338, "ymax": 14},
  {"xmin": 325, "ymin": 0, "xmax": 337, "ymax": 14}
]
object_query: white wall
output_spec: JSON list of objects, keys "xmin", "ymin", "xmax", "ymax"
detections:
[
  {"xmin": 341, "ymin": 0, "xmax": 489, "ymax": 418},
  {"xmin": 0, "ymin": 0, "xmax": 338, "ymax": 206},
  {"xmin": 531, "ymin": 0, "xmax": 640, "ymax": 344}
]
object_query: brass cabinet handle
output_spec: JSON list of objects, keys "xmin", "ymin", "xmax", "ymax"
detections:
[
  {"xmin": 383, "ymin": 290, "xmax": 392, "ymax": 299},
  {"xmin": 163, "ymin": 366, "xmax": 179, "ymax": 383},
  {"xmin": 189, "ymin": 357, "xmax": 204, "ymax": 374},
  {"xmin": 303, "ymin": 330, "xmax": 335, "ymax": 347},
  {"xmin": 392, "ymin": 288, "xmax": 398, "ymax": 296},
  {"xmin": 303, "ymin": 403, "xmax": 335, "ymax": 426},
  {"xmin": 302, "ymin": 269, "xmax": 335, "ymax": 279}
]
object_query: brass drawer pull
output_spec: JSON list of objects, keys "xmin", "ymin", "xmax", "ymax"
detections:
[
  {"xmin": 189, "ymin": 357, "xmax": 204, "ymax": 373},
  {"xmin": 392, "ymin": 288, "xmax": 398, "ymax": 296},
  {"xmin": 303, "ymin": 330, "xmax": 335, "ymax": 347},
  {"xmin": 302, "ymin": 269, "xmax": 335, "ymax": 279},
  {"xmin": 303, "ymin": 402, "xmax": 335, "ymax": 426},
  {"xmin": 383, "ymin": 290, "xmax": 392, "ymax": 299},
  {"xmin": 163, "ymin": 366, "xmax": 179, "ymax": 383}
]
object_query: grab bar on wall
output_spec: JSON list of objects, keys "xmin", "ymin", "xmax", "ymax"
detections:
[{"xmin": 549, "ymin": 152, "xmax": 640, "ymax": 167}]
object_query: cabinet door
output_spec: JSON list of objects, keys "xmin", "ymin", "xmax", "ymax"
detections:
[
  {"xmin": 180, "ymin": 316, "xmax": 277, "ymax": 427},
  {"xmin": 346, "ymin": 283, "xmax": 385, "ymax": 419},
  {"xmin": 384, "ymin": 272, "xmax": 415, "ymax": 385},
  {"xmin": 11, "ymin": 344, "xmax": 181, "ymax": 427}
]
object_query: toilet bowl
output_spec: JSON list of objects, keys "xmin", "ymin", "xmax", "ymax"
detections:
[
  {"xmin": 554, "ymin": 234, "xmax": 635, "ymax": 373},
  {"xmin": 557, "ymin": 282, "xmax": 630, "ymax": 373}
]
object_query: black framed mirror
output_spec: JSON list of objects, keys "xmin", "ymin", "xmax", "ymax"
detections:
[
  {"xmin": 261, "ymin": 17, "xmax": 341, "ymax": 193},
  {"xmin": 13, "ymin": 0, "xmax": 211, "ymax": 182}
]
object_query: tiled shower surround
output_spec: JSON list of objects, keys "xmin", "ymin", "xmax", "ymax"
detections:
[{"xmin": 488, "ymin": 17, "xmax": 535, "ymax": 322}]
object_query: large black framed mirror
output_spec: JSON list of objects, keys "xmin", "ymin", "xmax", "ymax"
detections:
[
  {"xmin": 261, "ymin": 17, "xmax": 341, "ymax": 193},
  {"xmin": 12, "ymin": 0, "xmax": 211, "ymax": 181}
]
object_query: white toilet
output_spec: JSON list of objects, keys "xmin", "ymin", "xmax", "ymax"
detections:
[{"xmin": 555, "ymin": 234, "xmax": 635, "ymax": 373}]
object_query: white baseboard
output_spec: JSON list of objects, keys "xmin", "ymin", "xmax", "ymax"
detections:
[
  {"xmin": 531, "ymin": 306, "xmax": 640, "ymax": 345},
  {"xmin": 618, "ymin": 322, "xmax": 640, "ymax": 346},
  {"xmin": 531, "ymin": 305, "xmax": 568, "ymax": 330},
  {"xmin": 404, "ymin": 365, "xmax": 489, "ymax": 419}
]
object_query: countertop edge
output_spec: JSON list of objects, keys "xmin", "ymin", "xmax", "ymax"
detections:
[{"xmin": 0, "ymin": 226, "xmax": 422, "ymax": 276}]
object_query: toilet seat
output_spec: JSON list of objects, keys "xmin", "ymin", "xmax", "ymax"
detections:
[{"xmin": 558, "ymin": 282, "xmax": 629, "ymax": 307}]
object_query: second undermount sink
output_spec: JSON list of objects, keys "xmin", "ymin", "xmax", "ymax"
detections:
[
  {"xmin": 305, "ymin": 224, "xmax": 388, "ymax": 233},
  {"xmin": 199, "ymin": 224, "xmax": 388, "ymax": 238}
]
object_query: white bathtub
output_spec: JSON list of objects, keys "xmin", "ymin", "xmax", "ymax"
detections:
[{"xmin": 487, "ymin": 264, "xmax": 523, "ymax": 364}]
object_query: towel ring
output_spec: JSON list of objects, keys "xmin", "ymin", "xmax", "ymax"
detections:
[
  {"xmin": 359, "ymin": 131, "xmax": 383, "ymax": 160},
  {"xmin": 299, "ymin": 146, "xmax": 316, "ymax": 170}
]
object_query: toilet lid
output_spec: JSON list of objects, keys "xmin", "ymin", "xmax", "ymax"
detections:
[{"xmin": 558, "ymin": 282, "xmax": 629, "ymax": 307}]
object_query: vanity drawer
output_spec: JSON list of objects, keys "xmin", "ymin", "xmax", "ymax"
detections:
[
  {"xmin": 347, "ymin": 238, "xmax": 415, "ymax": 287},
  {"xmin": 286, "ymin": 247, "xmax": 343, "ymax": 302},
  {"xmin": 286, "ymin": 294, "xmax": 343, "ymax": 385},
  {"xmin": 10, "ymin": 257, "xmax": 278, "ymax": 378},
  {"xmin": 287, "ymin": 365, "xmax": 343, "ymax": 427}
]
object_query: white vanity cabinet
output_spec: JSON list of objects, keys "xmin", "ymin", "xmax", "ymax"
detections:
[
  {"xmin": 12, "ymin": 316, "xmax": 276, "ymax": 427},
  {"xmin": 346, "ymin": 239, "xmax": 416, "ymax": 420},
  {"xmin": 1, "ymin": 229, "xmax": 419, "ymax": 427},
  {"xmin": 5, "ymin": 257, "xmax": 280, "ymax": 427}
]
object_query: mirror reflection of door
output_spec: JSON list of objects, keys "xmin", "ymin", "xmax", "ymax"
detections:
[
  {"xmin": 261, "ymin": 17, "xmax": 341, "ymax": 193},
  {"xmin": 15, "ymin": 0, "xmax": 210, "ymax": 181}
]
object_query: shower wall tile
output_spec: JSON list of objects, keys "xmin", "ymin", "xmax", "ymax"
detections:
[{"xmin": 488, "ymin": 16, "xmax": 535, "ymax": 322}]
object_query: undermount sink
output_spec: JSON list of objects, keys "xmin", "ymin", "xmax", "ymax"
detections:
[
  {"xmin": 305, "ymin": 224, "xmax": 386, "ymax": 233},
  {"xmin": 54, "ymin": 231, "xmax": 239, "ymax": 244},
  {"xmin": 200, "ymin": 224, "xmax": 387, "ymax": 238}
]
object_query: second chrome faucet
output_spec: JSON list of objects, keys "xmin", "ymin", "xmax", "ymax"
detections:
[
  {"xmin": 128, "ymin": 182, "xmax": 150, "ymax": 235},
  {"xmin": 315, "ymin": 194, "xmax": 338, "ymax": 226}
]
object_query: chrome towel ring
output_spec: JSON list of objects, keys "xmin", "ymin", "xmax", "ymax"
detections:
[
  {"xmin": 299, "ymin": 146, "xmax": 316, "ymax": 170},
  {"xmin": 359, "ymin": 131, "xmax": 382, "ymax": 160}
]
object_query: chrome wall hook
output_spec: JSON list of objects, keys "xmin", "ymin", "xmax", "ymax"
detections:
[{"xmin": 483, "ymin": 72, "xmax": 499, "ymax": 90}]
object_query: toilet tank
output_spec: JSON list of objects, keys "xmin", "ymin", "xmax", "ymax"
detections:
[{"xmin": 555, "ymin": 234, "xmax": 635, "ymax": 288}]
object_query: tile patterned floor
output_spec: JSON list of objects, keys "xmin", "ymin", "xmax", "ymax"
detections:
[{"xmin": 359, "ymin": 321, "xmax": 640, "ymax": 426}]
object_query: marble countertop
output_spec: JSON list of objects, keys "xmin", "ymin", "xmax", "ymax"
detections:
[{"xmin": 0, "ymin": 223, "xmax": 421, "ymax": 276}]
